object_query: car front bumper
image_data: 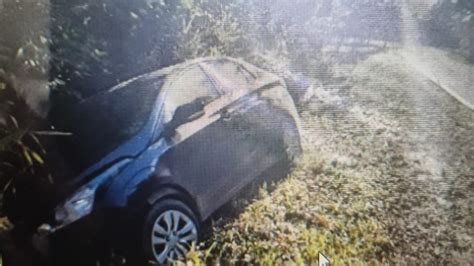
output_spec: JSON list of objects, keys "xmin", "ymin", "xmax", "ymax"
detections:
[
  {"xmin": 32, "ymin": 207, "xmax": 139, "ymax": 258},
  {"xmin": 32, "ymin": 210, "xmax": 105, "ymax": 256}
]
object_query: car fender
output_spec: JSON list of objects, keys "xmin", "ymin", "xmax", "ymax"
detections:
[
  {"xmin": 101, "ymin": 138, "xmax": 169, "ymax": 207},
  {"xmin": 101, "ymin": 139, "xmax": 199, "ymax": 217},
  {"xmin": 123, "ymin": 165, "xmax": 201, "ymax": 221}
]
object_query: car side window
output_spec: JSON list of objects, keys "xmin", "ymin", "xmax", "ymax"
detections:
[
  {"xmin": 159, "ymin": 66, "xmax": 219, "ymax": 133},
  {"xmin": 218, "ymin": 61, "xmax": 255, "ymax": 88},
  {"xmin": 200, "ymin": 60, "xmax": 256, "ymax": 96}
]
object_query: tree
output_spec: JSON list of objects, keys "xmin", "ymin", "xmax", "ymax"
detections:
[
  {"xmin": 49, "ymin": 0, "xmax": 183, "ymax": 98},
  {"xmin": 425, "ymin": 0, "xmax": 474, "ymax": 62}
]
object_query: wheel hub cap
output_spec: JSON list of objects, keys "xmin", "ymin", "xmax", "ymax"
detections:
[{"xmin": 151, "ymin": 210, "xmax": 198, "ymax": 264}]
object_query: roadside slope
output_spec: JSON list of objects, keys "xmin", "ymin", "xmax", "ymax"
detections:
[
  {"xmin": 194, "ymin": 49, "xmax": 474, "ymax": 264},
  {"xmin": 352, "ymin": 49, "xmax": 474, "ymax": 264}
]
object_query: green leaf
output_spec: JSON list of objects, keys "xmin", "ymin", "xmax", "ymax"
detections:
[
  {"xmin": 23, "ymin": 148, "xmax": 33, "ymax": 166},
  {"xmin": 9, "ymin": 116, "xmax": 18, "ymax": 128},
  {"xmin": 31, "ymin": 151, "xmax": 44, "ymax": 165},
  {"xmin": 28, "ymin": 133, "xmax": 46, "ymax": 154},
  {"xmin": 0, "ymin": 129, "xmax": 26, "ymax": 150}
]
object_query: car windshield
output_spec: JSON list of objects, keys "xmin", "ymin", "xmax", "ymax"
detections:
[{"xmin": 62, "ymin": 76, "xmax": 164, "ymax": 170}]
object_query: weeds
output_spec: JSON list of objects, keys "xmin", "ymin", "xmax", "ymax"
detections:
[{"xmin": 184, "ymin": 154, "xmax": 392, "ymax": 265}]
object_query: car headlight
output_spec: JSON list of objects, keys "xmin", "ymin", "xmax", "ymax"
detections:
[
  {"xmin": 53, "ymin": 158, "xmax": 131, "ymax": 226},
  {"xmin": 55, "ymin": 186, "xmax": 96, "ymax": 225}
]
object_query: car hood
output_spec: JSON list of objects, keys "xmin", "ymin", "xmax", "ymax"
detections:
[{"xmin": 70, "ymin": 95, "xmax": 167, "ymax": 189}]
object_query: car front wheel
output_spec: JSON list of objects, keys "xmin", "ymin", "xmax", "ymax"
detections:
[{"xmin": 143, "ymin": 199, "xmax": 199, "ymax": 264}]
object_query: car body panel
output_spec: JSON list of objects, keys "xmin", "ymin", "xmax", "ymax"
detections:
[{"xmin": 59, "ymin": 56, "xmax": 301, "ymax": 223}]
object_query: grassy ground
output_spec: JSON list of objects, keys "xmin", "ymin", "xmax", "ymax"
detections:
[{"xmin": 186, "ymin": 48, "xmax": 474, "ymax": 265}]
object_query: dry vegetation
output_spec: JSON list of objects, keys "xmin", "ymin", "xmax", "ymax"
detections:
[{"xmin": 183, "ymin": 48, "xmax": 474, "ymax": 265}]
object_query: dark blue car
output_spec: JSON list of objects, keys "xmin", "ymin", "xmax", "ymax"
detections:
[{"xmin": 38, "ymin": 57, "xmax": 301, "ymax": 264}]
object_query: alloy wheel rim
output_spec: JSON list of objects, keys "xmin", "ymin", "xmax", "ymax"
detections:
[{"xmin": 151, "ymin": 210, "xmax": 198, "ymax": 264}]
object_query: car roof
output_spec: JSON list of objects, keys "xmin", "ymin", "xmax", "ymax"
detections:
[
  {"xmin": 106, "ymin": 57, "xmax": 271, "ymax": 93},
  {"xmin": 77, "ymin": 57, "xmax": 281, "ymax": 111}
]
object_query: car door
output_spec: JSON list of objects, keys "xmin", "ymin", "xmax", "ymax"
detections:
[{"xmin": 158, "ymin": 61, "xmax": 280, "ymax": 218}]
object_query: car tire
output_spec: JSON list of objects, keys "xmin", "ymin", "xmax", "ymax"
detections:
[{"xmin": 142, "ymin": 199, "xmax": 200, "ymax": 265}]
